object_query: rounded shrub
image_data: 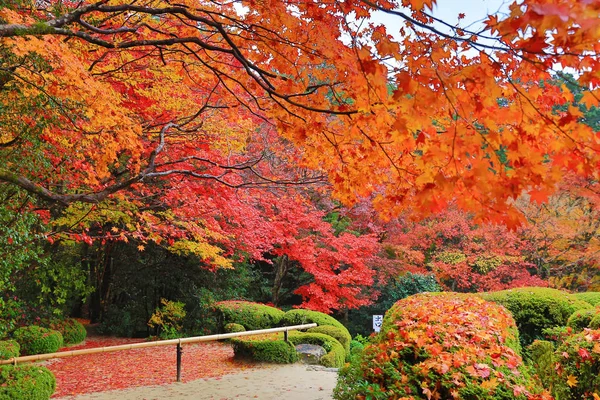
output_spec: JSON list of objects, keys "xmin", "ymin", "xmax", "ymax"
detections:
[
  {"xmin": 334, "ymin": 293, "xmax": 547, "ymax": 400},
  {"xmin": 0, "ymin": 365, "xmax": 56, "ymax": 399},
  {"xmin": 567, "ymin": 308, "xmax": 600, "ymax": 332},
  {"xmin": 288, "ymin": 331, "xmax": 345, "ymax": 368},
  {"xmin": 0, "ymin": 340, "xmax": 19, "ymax": 360},
  {"xmin": 280, "ymin": 309, "xmax": 351, "ymax": 352},
  {"xmin": 224, "ymin": 323, "xmax": 246, "ymax": 333},
  {"xmin": 479, "ymin": 287, "xmax": 592, "ymax": 346},
  {"xmin": 44, "ymin": 319, "xmax": 86, "ymax": 345},
  {"xmin": 12, "ymin": 326, "xmax": 63, "ymax": 356},
  {"xmin": 573, "ymin": 292, "xmax": 600, "ymax": 306},
  {"xmin": 231, "ymin": 334, "xmax": 298, "ymax": 364},
  {"xmin": 589, "ymin": 313, "xmax": 600, "ymax": 329},
  {"xmin": 307, "ymin": 325, "xmax": 350, "ymax": 355},
  {"xmin": 214, "ymin": 301, "xmax": 284, "ymax": 331}
]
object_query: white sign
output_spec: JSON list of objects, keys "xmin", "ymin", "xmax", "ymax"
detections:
[{"xmin": 372, "ymin": 315, "xmax": 383, "ymax": 332}]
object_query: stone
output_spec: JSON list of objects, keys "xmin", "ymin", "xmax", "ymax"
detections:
[{"xmin": 295, "ymin": 343, "xmax": 326, "ymax": 365}]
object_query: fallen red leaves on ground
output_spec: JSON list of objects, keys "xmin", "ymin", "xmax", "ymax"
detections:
[{"xmin": 46, "ymin": 336, "xmax": 260, "ymax": 398}]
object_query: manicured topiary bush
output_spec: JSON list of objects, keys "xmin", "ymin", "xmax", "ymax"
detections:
[
  {"xmin": 0, "ymin": 365, "xmax": 56, "ymax": 399},
  {"xmin": 224, "ymin": 323, "xmax": 246, "ymax": 333},
  {"xmin": 307, "ymin": 325, "xmax": 350, "ymax": 355},
  {"xmin": 231, "ymin": 334, "xmax": 298, "ymax": 364},
  {"xmin": 0, "ymin": 340, "xmax": 19, "ymax": 360},
  {"xmin": 214, "ymin": 301, "xmax": 284, "ymax": 332},
  {"xmin": 288, "ymin": 331, "xmax": 345, "ymax": 368},
  {"xmin": 334, "ymin": 293, "xmax": 547, "ymax": 400},
  {"xmin": 43, "ymin": 319, "xmax": 86, "ymax": 345},
  {"xmin": 12, "ymin": 326, "xmax": 63, "ymax": 356},
  {"xmin": 280, "ymin": 309, "xmax": 351, "ymax": 352},
  {"xmin": 567, "ymin": 308, "xmax": 600, "ymax": 332},
  {"xmin": 573, "ymin": 292, "xmax": 600, "ymax": 306},
  {"xmin": 480, "ymin": 287, "xmax": 592, "ymax": 346}
]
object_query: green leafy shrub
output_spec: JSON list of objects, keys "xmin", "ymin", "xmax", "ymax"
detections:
[
  {"xmin": 532, "ymin": 329, "xmax": 600, "ymax": 399},
  {"xmin": 307, "ymin": 325, "xmax": 350, "ymax": 355},
  {"xmin": 573, "ymin": 292, "xmax": 600, "ymax": 306},
  {"xmin": 0, "ymin": 365, "xmax": 56, "ymax": 399},
  {"xmin": 0, "ymin": 340, "xmax": 19, "ymax": 360},
  {"xmin": 148, "ymin": 299, "xmax": 186, "ymax": 339},
  {"xmin": 527, "ymin": 340, "xmax": 555, "ymax": 390},
  {"xmin": 231, "ymin": 334, "xmax": 298, "ymax": 363},
  {"xmin": 567, "ymin": 308, "xmax": 600, "ymax": 332},
  {"xmin": 43, "ymin": 319, "xmax": 86, "ymax": 345},
  {"xmin": 349, "ymin": 340, "xmax": 364, "ymax": 356},
  {"xmin": 214, "ymin": 301, "xmax": 284, "ymax": 332},
  {"xmin": 224, "ymin": 323, "xmax": 246, "ymax": 333},
  {"xmin": 334, "ymin": 293, "xmax": 547, "ymax": 400},
  {"xmin": 12, "ymin": 326, "xmax": 63, "ymax": 356},
  {"xmin": 288, "ymin": 331, "xmax": 345, "ymax": 368},
  {"xmin": 480, "ymin": 287, "xmax": 592, "ymax": 346},
  {"xmin": 280, "ymin": 309, "xmax": 351, "ymax": 353}
]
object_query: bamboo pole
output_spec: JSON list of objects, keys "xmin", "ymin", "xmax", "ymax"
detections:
[{"xmin": 0, "ymin": 323, "xmax": 317, "ymax": 366}]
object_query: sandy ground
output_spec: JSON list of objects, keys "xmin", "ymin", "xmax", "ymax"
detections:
[{"xmin": 54, "ymin": 364, "xmax": 339, "ymax": 400}]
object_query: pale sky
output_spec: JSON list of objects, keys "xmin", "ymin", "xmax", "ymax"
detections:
[{"xmin": 370, "ymin": 0, "xmax": 509, "ymax": 38}]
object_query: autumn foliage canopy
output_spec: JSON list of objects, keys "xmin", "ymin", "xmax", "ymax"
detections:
[{"xmin": 0, "ymin": 0, "xmax": 599, "ymax": 308}]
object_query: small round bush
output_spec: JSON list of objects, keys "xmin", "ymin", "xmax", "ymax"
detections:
[
  {"xmin": 573, "ymin": 292, "xmax": 600, "ymax": 306},
  {"xmin": 589, "ymin": 313, "xmax": 600, "ymax": 329},
  {"xmin": 231, "ymin": 334, "xmax": 298, "ymax": 364},
  {"xmin": 214, "ymin": 301, "xmax": 284, "ymax": 331},
  {"xmin": 0, "ymin": 365, "xmax": 56, "ymax": 399},
  {"xmin": 12, "ymin": 326, "xmax": 63, "ymax": 356},
  {"xmin": 0, "ymin": 340, "xmax": 19, "ymax": 360},
  {"xmin": 480, "ymin": 287, "xmax": 592, "ymax": 346},
  {"xmin": 288, "ymin": 331, "xmax": 345, "ymax": 368},
  {"xmin": 280, "ymin": 309, "xmax": 351, "ymax": 352},
  {"xmin": 334, "ymin": 293, "xmax": 547, "ymax": 400},
  {"xmin": 44, "ymin": 319, "xmax": 87, "ymax": 345},
  {"xmin": 307, "ymin": 325, "xmax": 350, "ymax": 356},
  {"xmin": 224, "ymin": 323, "xmax": 246, "ymax": 333},
  {"xmin": 567, "ymin": 308, "xmax": 600, "ymax": 332}
]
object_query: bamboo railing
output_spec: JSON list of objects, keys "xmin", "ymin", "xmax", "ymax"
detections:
[{"xmin": 0, "ymin": 323, "xmax": 317, "ymax": 381}]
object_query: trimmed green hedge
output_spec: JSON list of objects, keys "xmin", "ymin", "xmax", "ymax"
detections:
[
  {"xmin": 0, "ymin": 340, "xmax": 19, "ymax": 361},
  {"xmin": 280, "ymin": 309, "xmax": 351, "ymax": 353},
  {"xmin": 43, "ymin": 319, "xmax": 86, "ymax": 345},
  {"xmin": 214, "ymin": 301, "xmax": 284, "ymax": 331},
  {"xmin": 0, "ymin": 365, "xmax": 56, "ymax": 400},
  {"xmin": 479, "ymin": 287, "xmax": 592, "ymax": 346},
  {"xmin": 288, "ymin": 331, "xmax": 345, "ymax": 368},
  {"xmin": 307, "ymin": 325, "xmax": 350, "ymax": 356},
  {"xmin": 334, "ymin": 293, "xmax": 546, "ymax": 400},
  {"xmin": 231, "ymin": 334, "xmax": 298, "ymax": 364},
  {"xmin": 567, "ymin": 308, "xmax": 600, "ymax": 332},
  {"xmin": 573, "ymin": 292, "xmax": 600, "ymax": 306},
  {"xmin": 12, "ymin": 326, "xmax": 63, "ymax": 356},
  {"xmin": 224, "ymin": 323, "xmax": 246, "ymax": 333}
]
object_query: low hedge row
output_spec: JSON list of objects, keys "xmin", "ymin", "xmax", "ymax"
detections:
[
  {"xmin": 42, "ymin": 319, "xmax": 86, "ymax": 345},
  {"xmin": 479, "ymin": 287, "xmax": 592, "ymax": 346},
  {"xmin": 230, "ymin": 334, "xmax": 298, "ymax": 364},
  {"xmin": 573, "ymin": 292, "xmax": 600, "ymax": 306},
  {"xmin": 280, "ymin": 309, "xmax": 351, "ymax": 355},
  {"xmin": 12, "ymin": 326, "xmax": 63, "ymax": 356},
  {"xmin": 0, "ymin": 365, "xmax": 56, "ymax": 399},
  {"xmin": 335, "ymin": 293, "xmax": 547, "ymax": 400},
  {"xmin": 307, "ymin": 325, "xmax": 350, "ymax": 355},
  {"xmin": 287, "ymin": 332, "xmax": 345, "ymax": 368},
  {"xmin": 0, "ymin": 340, "xmax": 19, "ymax": 361},
  {"xmin": 213, "ymin": 301, "xmax": 285, "ymax": 331}
]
